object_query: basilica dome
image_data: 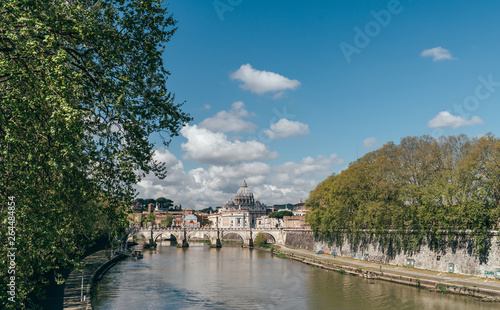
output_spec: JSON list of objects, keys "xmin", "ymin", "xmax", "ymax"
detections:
[{"xmin": 236, "ymin": 180, "xmax": 253, "ymax": 198}]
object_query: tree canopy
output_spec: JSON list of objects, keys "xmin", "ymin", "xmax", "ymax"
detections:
[
  {"xmin": 254, "ymin": 232, "xmax": 268, "ymax": 247},
  {"xmin": 306, "ymin": 135, "xmax": 500, "ymax": 259},
  {"xmin": 0, "ymin": 0, "xmax": 190, "ymax": 308},
  {"xmin": 161, "ymin": 214, "xmax": 173, "ymax": 227},
  {"xmin": 269, "ymin": 210, "xmax": 294, "ymax": 219}
]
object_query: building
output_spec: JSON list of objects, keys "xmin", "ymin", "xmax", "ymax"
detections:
[
  {"xmin": 218, "ymin": 180, "xmax": 266, "ymax": 227},
  {"xmin": 184, "ymin": 213, "xmax": 200, "ymax": 228},
  {"xmin": 256, "ymin": 215, "xmax": 282, "ymax": 229},
  {"xmin": 209, "ymin": 210, "xmax": 250, "ymax": 228},
  {"xmin": 283, "ymin": 215, "xmax": 309, "ymax": 229},
  {"xmin": 271, "ymin": 204, "xmax": 295, "ymax": 212},
  {"xmin": 210, "ymin": 180, "xmax": 267, "ymax": 228}
]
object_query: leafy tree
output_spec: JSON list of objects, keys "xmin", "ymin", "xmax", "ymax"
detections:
[
  {"xmin": 200, "ymin": 206, "xmax": 215, "ymax": 213},
  {"xmin": 202, "ymin": 218, "xmax": 213, "ymax": 227},
  {"xmin": 306, "ymin": 134, "xmax": 500, "ymax": 258},
  {"xmin": 269, "ymin": 210, "xmax": 294, "ymax": 219},
  {"xmin": 156, "ymin": 197, "xmax": 173, "ymax": 208},
  {"xmin": 145, "ymin": 213, "xmax": 156, "ymax": 226},
  {"xmin": 254, "ymin": 232, "xmax": 267, "ymax": 247},
  {"xmin": 0, "ymin": 0, "xmax": 190, "ymax": 308},
  {"xmin": 161, "ymin": 214, "xmax": 173, "ymax": 227}
]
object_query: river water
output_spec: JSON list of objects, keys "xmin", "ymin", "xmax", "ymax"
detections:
[{"xmin": 93, "ymin": 242, "xmax": 498, "ymax": 310}]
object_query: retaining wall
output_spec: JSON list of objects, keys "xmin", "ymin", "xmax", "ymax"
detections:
[{"xmin": 285, "ymin": 231, "xmax": 500, "ymax": 278}]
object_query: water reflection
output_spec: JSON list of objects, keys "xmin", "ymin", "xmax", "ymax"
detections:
[{"xmin": 94, "ymin": 243, "xmax": 498, "ymax": 310}]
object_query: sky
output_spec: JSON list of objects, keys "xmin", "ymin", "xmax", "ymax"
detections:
[{"xmin": 135, "ymin": 0, "xmax": 500, "ymax": 209}]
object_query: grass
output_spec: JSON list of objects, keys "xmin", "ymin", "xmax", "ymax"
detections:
[
  {"xmin": 438, "ymin": 285, "xmax": 447, "ymax": 292},
  {"xmin": 276, "ymin": 253, "xmax": 286, "ymax": 258}
]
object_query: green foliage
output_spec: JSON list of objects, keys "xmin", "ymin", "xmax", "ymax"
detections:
[
  {"xmin": 200, "ymin": 206, "xmax": 215, "ymax": 213},
  {"xmin": 269, "ymin": 210, "xmax": 294, "ymax": 219},
  {"xmin": 306, "ymin": 134, "xmax": 500, "ymax": 260},
  {"xmin": 254, "ymin": 232, "xmax": 267, "ymax": 247},
  {"xmin": 0, "ymin": 0, "xmax": 190, "ymax": 308},
  {"xmin": 261, "ymin": 243, "xmax": 275, "ymax": 249},
  {"xmin": 201, "ymin": 218, "xmax": 212, "ymax": 227},
  {"xmin": 145, "ymin": 213, "xmax": 156, "ymax": 225},
  {"xmin": 161, "ymin": 214, "xmax": 173, "ymax": 227},
  {"xmin": 156, "ymin": 197, "xmax": 173, "ymax": 208}
]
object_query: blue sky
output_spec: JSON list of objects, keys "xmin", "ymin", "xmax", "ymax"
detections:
[{"xmin": 136, "ymin": 0, "xmax": 500, "ymax": 208}]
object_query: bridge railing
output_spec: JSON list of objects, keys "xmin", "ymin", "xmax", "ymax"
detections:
[{"xmin": 136, "ymin": 227, "xmax": 311, "ymax": 232}]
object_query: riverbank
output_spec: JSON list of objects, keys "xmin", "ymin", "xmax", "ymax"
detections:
[
  {"xmin": 274, "ymin": 245, "xmax": 500, "ymax": 302},
  {"xmin": 63, "ymin": 249, "xmax": 126, "ymax": 310}
]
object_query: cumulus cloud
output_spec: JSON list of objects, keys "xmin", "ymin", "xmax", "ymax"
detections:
[
  {"xmin": 180, "ymin": 125, "xmax": 278, "ymax": 165},
  {"xmin": 263, "ymin": 118, "xmax": 310, "ymax": 139},
  {"xmin": 230, "ymin": 64, "xmax": 300, "ymax": 95},
  {"xmin": 363, "ymin": 137, "xmax": 382, "ymax": 149},
  {"xmin": 135, "ymin": 152, "xmax": 344, "ymax": 209},
  {"xmin": 421, "ymin": 47, "xmax": 456, "ymax": 61},
  {"xmin": 199, "ymin": 101, "xmax": 257, "ymax": 133},
  {"xmin": 427, "ymin": 111, "xmax": 483, "ymax": 128}
]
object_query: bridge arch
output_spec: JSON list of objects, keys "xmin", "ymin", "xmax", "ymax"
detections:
[
  {"xmin": 154, "ymin": 232, "xmax": 177, "ymax": 243},
  {"xmin": 134, "ymin": 228, "xmax": 287, "ymax": 246},
  {"xmin": 253, "ymin": 231, "xmax": 277, "ymax": 244},
  {"xmin": 186, "ymin": 231, "xmax": 213, "ymax": 241},
  {"xmin": 221, "ymin": 231, "xmax": 246, "ymax": 242}
]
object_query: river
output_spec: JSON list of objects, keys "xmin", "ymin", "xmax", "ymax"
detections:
[{"xmin": 93, "ymin": 242, "xmax": 498, "ymax": 310}]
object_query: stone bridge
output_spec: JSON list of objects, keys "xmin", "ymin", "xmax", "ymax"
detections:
[{"xmin": 128, "ymin": 227, "xmax": 308, "ymax": 247}]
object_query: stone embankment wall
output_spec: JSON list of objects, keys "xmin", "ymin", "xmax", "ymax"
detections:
[
  {"xmin": 285, "ymin": 231, "xmax": 500, "ymax": 279},
  {"xmin": 273, "ymin": 249, "xmax": 500, "ymax": 302},
  {"xmin": 284, "ymin": 230, "xmax": 314, "ymax": 250}
]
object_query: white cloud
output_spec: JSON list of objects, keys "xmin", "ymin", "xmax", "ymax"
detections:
[
  {"xmin": 180, "ymin": 125, "xmax": 278, "ymax": 165},
  {"xmin": 199, "ymin": 101, "xmax": 257, "ymax": 133},
  {"xmin": 421, "ymin": 47, "xmax": 456, "ymax": 61},
  {"xmin": 363, "ymin": 137, "xmax": 382, "ymax": 149},
  {"xmin": 230, "ymin": 64, "xmax": 301, "ymax": 95},
  {"xmin": 203, "ymin": 104, "xmax": 211, "ymax": 110},
  {"xmin": 427, "ymin": 111, "xmax": 483, "ymax": 128},
  {"xmin": 135, "ymin": 152, "xmax": 345, "ymax": 209},
  {"xmin": 152, "ymin": 147, "xmax": 179, "ymax": 167},
  {"xmin": 264, "ymin": 118, "xmax": 310, "ymax": 139}
]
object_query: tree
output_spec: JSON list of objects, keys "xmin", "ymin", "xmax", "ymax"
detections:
[
  {"xmin": 145, "ymin": 198, "xmax": 157, "ymax": 208},
  {"xmin": 156, "ymin": 197, "xmax": 173, "ymax": 209},
  {"xmin": 145, "ymin": 213, "xmax": 156, "ymax": 226},
  {"xmin": 200, "ymin": 207, "xmax": 215, "ymax": 213},
  {"xmin": 254, "ymin": 232, "xmax": 267, "ymax": 247},
  {"xmin": 0, "ymin": 0, "xmax": 190, "ymax": 308},
  {"xmin": 269, "ymin": 210, "xmax": 294, "ymax": 219},
  {"xmin": 306, "ymin": 134, "xmax": 500, "ymax": 258},
  {"xmin": 161, "ymin": 214, "xmax": 173, "ymax": 227},
  {"xmin": 202, "ymin": 218, "xmax": 213, "ymax": 227}
]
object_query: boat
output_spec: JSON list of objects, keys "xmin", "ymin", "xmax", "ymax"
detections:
[{"xmin": 131, "ymin": 250, "xmax": 143, "ymax": 259}]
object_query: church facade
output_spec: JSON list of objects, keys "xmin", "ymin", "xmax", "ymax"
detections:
[{"xmin": 214, "ymin": 180, "xmax": 267, "ymax": 228}]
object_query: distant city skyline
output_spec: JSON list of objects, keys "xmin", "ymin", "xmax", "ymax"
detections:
[{"xmin": 135, "ymin": 1, "xmax": 500, "ymax": 209}]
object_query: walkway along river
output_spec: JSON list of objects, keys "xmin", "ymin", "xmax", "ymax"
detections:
[{"xmin": 92, "ymin": 242, "xmax": 500, "ymax": 310}]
